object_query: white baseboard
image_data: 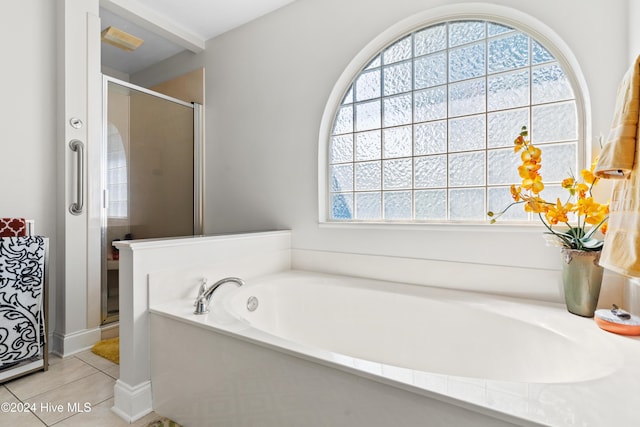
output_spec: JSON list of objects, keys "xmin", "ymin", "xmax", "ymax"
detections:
[
  {"xmin": 100, "ymin": 322, "xmax": 119, "ymax": 340},
  {"xmin": 51, "ymin": 327, "xmax": 102, "ymax": 357},
  {"xmin": 113, "ymin": 380, "xmax": 153, "ymax": 422}
]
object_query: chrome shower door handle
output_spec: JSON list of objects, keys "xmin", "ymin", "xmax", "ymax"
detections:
[{"xmin": 69, "ymin": 139, "xmax": 84, "ymax": 215}]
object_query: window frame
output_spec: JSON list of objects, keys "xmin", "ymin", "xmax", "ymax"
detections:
[{"xmin": 318, "ymin": 3, "xmax": 591, "ymax": 227}]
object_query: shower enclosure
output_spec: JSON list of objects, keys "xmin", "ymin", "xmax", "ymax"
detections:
[{"xmin": 102, "ymin": 77, "xmax": 203, "ymax": 324}]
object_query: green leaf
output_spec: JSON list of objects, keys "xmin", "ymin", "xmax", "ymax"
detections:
[
  {"xmin": 583, "ymin": 217, "xmax": 608, "ymax": 240},
  {"xmin": 580, "ymin": 237, "xmax": 604, "ymax": 250},
  {"xmin": 566, "ymin": 227, "xmax": 585, "ymax": 239}
]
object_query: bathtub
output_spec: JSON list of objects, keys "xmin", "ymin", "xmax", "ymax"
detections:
[{"xmin": 149, "ymin": 271, "xmax": 640, "ymax": 426}]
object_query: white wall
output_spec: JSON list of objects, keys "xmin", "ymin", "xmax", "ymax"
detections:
[
  {"xmin": 131, "ymin": 0, "xmax": 630, "ymax": 299},
  {"xmin": 0, "ymin": 0, "xmax": 58, "ymax": 334},
  {"xmin": 1, "ymin": 0, "xmax": 101, "ymax": 355},
  {"xmin": 629, "ymin": 1, "xmax": 640, "ymax": 65}
]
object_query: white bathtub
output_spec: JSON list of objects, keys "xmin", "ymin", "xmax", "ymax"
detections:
[{"xmin": 149, "ymin": 271, "xmax": 640, "ymax": 426}]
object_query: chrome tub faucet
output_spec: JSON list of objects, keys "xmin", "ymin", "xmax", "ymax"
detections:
[{"xmin": 194, "ymin": 277, "xmax": 245, "ymax": 315}]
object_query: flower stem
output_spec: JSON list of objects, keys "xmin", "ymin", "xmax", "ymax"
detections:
[{"xmin": 538, "ymin": 213, "xmax": 573, "ymax": 248}]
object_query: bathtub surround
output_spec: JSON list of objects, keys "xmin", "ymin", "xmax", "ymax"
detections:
[
  {"xmin": 112, "ymin": 231, "xmax": 292, "ymax": 422},
  {"xmin": 114, "ymin": 230, "xmax": 638, "ymax": 424},
  {"xmin": 151, "ymin": 306, "xmax": 519, "ymax": 427},
  {"xmin": 148, "ymin": 270, "xmax": 638, "ymax": 426}
]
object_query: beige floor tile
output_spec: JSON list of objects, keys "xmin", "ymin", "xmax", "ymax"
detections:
[
  {"xmin": 53, "ymin": 398, "xmax": 159, "ymax": 427},
  {"xmin": 0, "ymin": 386, "xmax": 46, "ymax": 426},
  {"xmin": 24, "ymin": 372, "xmax": 115, "ymax": 425},
  {"xmin": 2, "ymin": 352, "xmax": 168, "ymax": 427},
  {"xmin": 102, "ymin": 364, "xmax": 119, "ymax": 380},
  {"xmin": 46, "ymin": 354, "xmax": 63, "ymax": 367},
  {"xmin": 5, "ymin": 357, "xmax": 98, "ymax": 400},
  {"xmin": 74, "ymin": 350, "xmax": 118, "ymax": 373}
]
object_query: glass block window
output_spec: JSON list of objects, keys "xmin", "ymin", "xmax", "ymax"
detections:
[
  {"xmin": 328, "ymin": 20, "xmax": 579, "ymax": 222},
  {"xmin": 106, "ymin": 123, "xmax": 128, "ymax": 218}
]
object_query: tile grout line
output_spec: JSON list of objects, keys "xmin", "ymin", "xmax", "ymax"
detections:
[
  {"xmin": 46, "ymin": 354, "xmax": 118, "ymax": 426},
  {"xmin": 24, "ymin": 356, "xmax": 115, "ymax": 426},
  {"xmin": 0, "ymin": 384, "xmax": 48, "ymax": 427},
  {"xmin": 13, "ymin": 356, "xmax": 97, "ymax": 400},
  {"xmin": 74, "ymin": 353, "xmax": 120, "ymax": 379},
  {"xmin": 2, "ymin": 354, "xmax": 126, "ymax": 427},
  {"xmin": 3, "ymin": 383, "xmax": 21, "ymax": 401},
  {"xmin": 26, "ymin": 370, "xmax": 114, "ymax": 402},
  {"xmin": 3, "ymin": 382, "xmax": 49, "ymax": 426},
  {"xmin": 47, "ymin": 395, "xmax": 115, "ymax": 427},
  {"xmin": 2, "ymin": 382, "xmax": 46, "ymax": 425}
]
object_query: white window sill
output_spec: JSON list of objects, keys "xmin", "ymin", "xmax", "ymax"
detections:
[{"xmin": 317, "ymin": 220, "xmax": 547, "ymax": 233}]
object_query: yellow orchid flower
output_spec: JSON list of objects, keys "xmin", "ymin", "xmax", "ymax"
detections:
[
  {"xmin": 518, "ymin": 162, "xmax": 541, "ymax": 179},
  {"xmin": 561, "ymin": 177, "xmax": 575, "ymax": 189},
  {"xmin": 584, "ymin": 203, "xmax": 609, "ymax": 225},
  {"xmin": 513, "ymin": 134, "xmax": 526, "ymax": 153},
  {"xmin": 575, "ymin": 197, "xmax": 599, "ymax": 217},
  {"xmin": 523, "ymin": 196, "xmax": 548, "ymax": 214},
  {"xmin": 510, "ymin": 184, "xmax": 521, "ymax": 202},
  {"xmin": 545, "ymin": 198, "xmax": 571, "ymax": 225},
  {"xmin": 575, "ymin": 183, "xmax": 589, "ymax": 199},
  {"xmin": 520, "ymin": 145, "xmax": 541, "ymax": 163},
  {"xmin": 522, "ymin": 175, "xmax": 544, "ymax": 194},
  {"xmin": 581, "ymin": 168, "xmax": 597, "ymax": 185},
  {"xmin": 488, "ymin": 126, "xmax": 609, "ymax": 252}
]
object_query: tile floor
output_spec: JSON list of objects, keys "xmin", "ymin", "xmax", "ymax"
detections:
[{"xmin": 1, "ymin": 351, "xmax": 161, "ymax": 426}]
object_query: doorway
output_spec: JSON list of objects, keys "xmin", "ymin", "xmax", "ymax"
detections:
[{"xmin": 102, "ymin": 76, "xmax": 203, "ymax": 324}]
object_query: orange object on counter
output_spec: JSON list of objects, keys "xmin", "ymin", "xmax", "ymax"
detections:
[{"xmin": 594, "ymin": 308, "xmax": 640, "ymax": 336}]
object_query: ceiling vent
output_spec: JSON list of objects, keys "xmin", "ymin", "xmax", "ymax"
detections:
[{"xmin": 101, "ymin": 26, "xmax": 144, "ymax": 51}]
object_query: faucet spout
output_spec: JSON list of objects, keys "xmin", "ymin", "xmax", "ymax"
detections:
[{"xmin": 194, "ymin": 277, "xmax": 245, "ymax": 315}]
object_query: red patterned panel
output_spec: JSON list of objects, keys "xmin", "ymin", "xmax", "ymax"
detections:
[{"xmin": 0, "ymin": 218, "xmax": 27, "ymax": 237}]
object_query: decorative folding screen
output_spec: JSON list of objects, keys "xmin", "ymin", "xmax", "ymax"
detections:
[{"xmin": 0, "ymin": 236, "xmax": 47, "ymax": 370}]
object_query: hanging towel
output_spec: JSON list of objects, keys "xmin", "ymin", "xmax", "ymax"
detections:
[
  {"xmin": 0, "ymin": 218, "xmax": 27, "ymax": 237},
  {"xmin": 594, "ymin": 55, "xmax": 640, "ymax": 276},
  {"xmin": 0, "ymin": 236, "xmax": 46, "ymax": 369}
]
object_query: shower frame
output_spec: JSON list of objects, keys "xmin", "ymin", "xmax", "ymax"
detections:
[{"xmin": 100, "ymin": 75, "xmax": 203, "ymax": 325}]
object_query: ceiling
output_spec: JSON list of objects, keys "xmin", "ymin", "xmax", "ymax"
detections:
[{"xmin": 100, "ymin": 0, "xmax": 298, "ymax": 75}]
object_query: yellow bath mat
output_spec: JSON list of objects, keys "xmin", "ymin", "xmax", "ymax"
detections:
[
  {"xmin": 91, "ymin": 337, "xmax": 119, "ymax": 364},
  {"xmin": 147, "ymin": 417, "xmax": 183, "ymax": 427}
]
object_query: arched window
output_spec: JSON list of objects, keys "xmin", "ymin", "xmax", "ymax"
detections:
[{"xmin": 325, "ymin": 17, "xmax": 583, "ymax": 223}]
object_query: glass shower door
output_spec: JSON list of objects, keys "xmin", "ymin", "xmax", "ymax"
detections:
[{"xmin": 102, "ymin": 77, "xmax": 201, "ymax": 324}]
